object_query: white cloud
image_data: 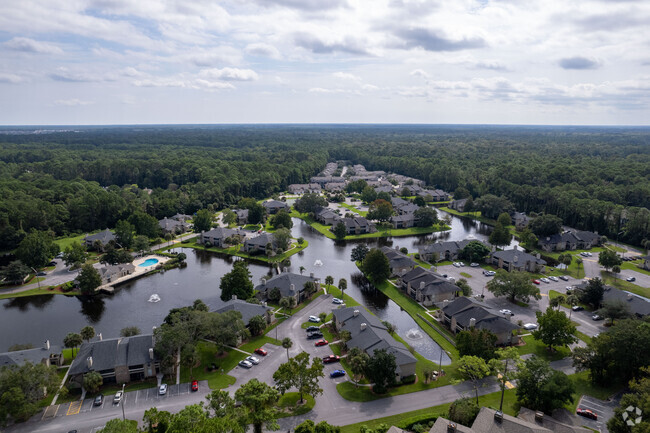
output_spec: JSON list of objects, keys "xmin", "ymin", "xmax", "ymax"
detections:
[
  {"xmin": 54, "ymin": 99, "xmax": 93, "ymax": 106},
  {"xmin": 410, "ymin": 69, "xmax": 430, "ymax": 79},
  {"xmin": 0, "ymin": 73, "xmax": 25, "ymax": 84},
  {"xmin": 3, "ymin": 37, "xmax": 63, "ymax": 54},
  {"xmin": 333, "ymin": 72, "xmax": 361, "ymax": 81},
  {"xmin": 245, "ymin": 43, "xmax": 281, "ymax": 59},
  {"xmin": 199, "ymin": 67, "xmax": 259, "ymax": 81},
  {"xmin": 195, "ymin": 79, "xmax": 236, "ymax": 89}
]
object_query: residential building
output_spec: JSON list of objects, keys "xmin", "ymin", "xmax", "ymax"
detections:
[
  {"xmin": 642, "ymin": 255, "xmax": 650, "ymax": 271},
  {"xmin": 399, "ymin": 267, "xmax": 458, "ymax": 306},
  {"xmin": 199, "ymin": 228, "xmax": 245, "ymax": 248},
  {"xmin": 374, "ymin": 185, "xmax": 394, "ymax": 194},
  {"xmin": 213, "ymin": 298, "xmax": 275, "ymax": 326},
  {"xmin": 68, "ymin": 334, "xmax": 160, "ymax": 386},
  {"xmin": 158, "ymin": 217, "xmax": 191, "ymax": 235},
  {"xmin": 310, "ymin": 176, "xmax": 345, "ymax": 186},
  {"xmin": 324, "ymin": 182, "xmax": 346, "ymax": 192},
  {"xmin": 573, "ymin": 283, "xmax": 650, "ymax": 318},
  {"xmin": 288, "ymin": 183, "xmax": 322, "ymax": 194},
  {"xmin": 511, "ymin": 212, "xmax": 531, "ymax": 230},
  {"xmin": 83, "ymin": 229, "xmax": 116, "ymax": 250},
  {"xmin": 537, "ymin": 230, "xmax": 601, "ymax": 252},
  {"xmin": 0, "ymin": 340, "xmax": 64, "ymax": 368},
  {"xmin": 262, "ymin": 200, "xmax": 290, "ymax": 214},
  {"xmin": 243, "ymin": 233, "xmax": 277, "ymax": 255},
  {"xmin": 391, "ymin": 213, "xmax": 415, "ymax": 229},
  {"xmin": 171, "ymin": 213, "xmax": 192, "ymax": 222},
  {"xmin": 490, "ymin": 247, "xmax": 547, "ymax": 273},
  {"xmin": 254, "ymin": 272, "xmax": 320, "ymax": 303},
  {"xmin": 315, "ymin": 207, "xmax": 341, "ymax": 225},
  {"xmin": 391, "ymin": 197, "xmax": 419, "ymax": 215},
  {"xmin": 449, "ymin": 198, "xmax": 468, "ymax": 212},
  {"xmin": 233, "ymin": 209, "xmax": 249, "ymax": 225},
  {"xmin": 98, "ymin": 263, "xmax": 136, "ymax": 284},
  {"xmin": 332, "ymin": 307, "xmax": 416, "ymax": 380},
  {"xmin": 418, "ymin": 239, "xmax": 485, "ymax": 263},
  {"xmin": 380, "ymin": 246, "xmax": 417, "ymax": 276},
  {"xmin": 334, "ymin": 217, "xmax": 376, "ymax": 235},
  {"xmin": 421, "ymin": 189, "xmax": 449, "ymax": 202},
  {"xmin": 440, "ymin": 297, "xmax": 519, "ymax": 345}
]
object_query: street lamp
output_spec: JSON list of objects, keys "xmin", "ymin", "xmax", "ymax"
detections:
[
  {"xmin": 617, "ymin": 231, "xmax": 625, "ymax": 258},
  {"xmin": 30, "ymin": 267, "xmax": 41, "ymax": 290},
  {"xmin": 121, "ymin": 383, "xmax": 126, "ymax": 421}
]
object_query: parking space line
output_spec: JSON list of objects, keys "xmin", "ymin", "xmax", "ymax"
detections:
[{"xmin": 66, "ymin": 400, "xmax": 82, "ymax": 416}]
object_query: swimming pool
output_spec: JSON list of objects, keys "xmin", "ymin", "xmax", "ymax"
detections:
[{"xmin": 138, "ymin": 258, "xmax": 159, "ymax": 267}]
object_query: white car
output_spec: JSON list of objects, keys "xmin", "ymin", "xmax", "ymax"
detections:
[
  {"xmin": 548, "ymin": 276, "xmax": 559, "ymax": 282},
  {"xmin": 470, "ymin": 263, "xmax": 480, "ymax": 267},
  {"xmin": 332, "ymin": 298, "xmax": 344, "ymax": 304},
  {"xmin": 246, "ymin": 356, "xmax": 259, "ymax": 365},
  {"xmin": 453, "ymin": 262, "xmax": 462, "ymax": 268},
  {"xmin": 159, "ymin": 384, "xmax": 167, "ymax": 395},
  {"xmin": 238, "ymin": 360, "xmax": 253, "ymax": 369},
  {"xmin": 540, "ymin": 278, "xmax": 550, "ymax": 283},
  {"xmin": 523, "ymin": 323, "xmax": 538, "ymax": 330},
  {"xmin": 308, "ymin": 316, "xmax": 320, "ymax": 323},
  {"xmin": 113, "ymin": 391, "xmax": 123, "ymax": 404},
  {"xmin": 559, "ymin": 275, "xmax": 569, "ymax": 281},
  {"xmin": 499, "ymin": 309, "xmax": 514, "ymax": 316},
  {"xmin": 483, "ymin": 270, "xmax": 496, "ymax": 276}
]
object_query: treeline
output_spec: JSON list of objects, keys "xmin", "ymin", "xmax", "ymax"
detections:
[{"xmin": 1, "ymin": 125, "xmax": 648, "ymax": 249}]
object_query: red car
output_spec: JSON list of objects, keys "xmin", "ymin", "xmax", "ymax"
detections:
[
  {"xmin": 532, "ymin": 279, "xmax": 541, "ymax": 285},
  {"xmin": 191, "ymin": 380, "xmax": 198, "ymax": 392},
  {"xmin": 254, "ymin": 348, "xmax": 267, "ymax": 356},
  {"xmin": 323, "ymin": 355, "xmax": 340, "ymax": 363},
  {"xmin": 315, "ymin": 339, "xmax": 329, "ymax": 347},
  {"xmin": 576, "ymin": 408, "xmax": 597, "ymax": 420}
]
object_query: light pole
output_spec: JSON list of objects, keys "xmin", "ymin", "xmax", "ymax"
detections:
[
  {"xmin": 30, "ymin": 267, "xmax": 41, "ymax": 290},
  {"xmin": 121, "ymin": 383, "xmax": 126, "ymax": 421},
  {"xmin": 617, "ymin": 230, "xmax": 625, "ymax": 258}
]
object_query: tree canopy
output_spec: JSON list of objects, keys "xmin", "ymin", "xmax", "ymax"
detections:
[
  {"xmin": 361, "ymin": 248, "xmax": 391, "ymax": 284},
  {"xmin": 220, "ymin": 261, "xmax": 254, "ymax": 302},
  {"xmin": 486, "ymin": 270, "xmax": 541, "ymax": 303}
]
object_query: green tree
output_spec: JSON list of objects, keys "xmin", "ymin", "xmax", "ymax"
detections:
[
  {"xmin": 599, "ymin": 249, "xmax": 622, "ymax": 272},
  {"xmin": 268, "ymin": 287, "xmax": 282, "ymax": 302},
  {"xmin": 127, "ymin": 212, "xmax": 160, "ymax": 238},
  {"xmin": 279, "ymin": 296, "xmax": 295, "ymax": 314},
  {"xmin": 361, "ymin": 186, "xmax": 377, "ymax": 204},
  {"xmin": 294, "ymin": 193, "xmax": 327, "ymax": 214},
  {"xmin": 80, "ymin": 326, "xmax": 95, "ymax": 342},
  {"xmin": 282, "ymin": 337, "xmax": 293, "ymax": 361},
  {"xmin": 220, "ymin": 261, "xmax": 254, "ymax": 302},
  {"xmin": 239, "ymin": 198, "xmax": 266, "ymax": 225},
  {"xmin": 273, "ymin": 351, "xmax": 325, "ymax": 403},
  {"xmin": 519, "ymin": 228, "xmax": 538, "ymax": 249},
  {"xmin": 456, "ymin": 278, "xmax": 472, "ymax": 296},
  {"xmin": 273, "ymin": 228, "xmax": 292, "ymax": 251},
  {"xmin": 607, "ymin": 369, "xmax": 650, "ymax": 433},
  {"xmin": 351, "ymin": 244, "xmax": 369, "ymax": 262},
  {"xmin": 338, "ymin": 278, "xmax": 347, "ymax": 299},
  {"xmin": 248, "ymin": 315, "xmax": 267, "ymax": 336},
  {"xmin": 114, "ymin": 220, "xmax": 135, "ymax": 249},
  {"xmin": 361, "ymin": 248, "xmax": 390, "ymax": 284},
  {"xmin": 486, "ymin": 270, "xmax": 541, "ymax": 303},
  {"xmin": 77, "ymin": 263, "xmax": 102, "ymax": 294},
  {"xmin": 83, "ymin": 371, "xmax": 103, "ymax": 394},
  {"xmin": 454, "ymin": 186, "xmax": 471, "ymax": 199},
  {"xmin": 578, "ymin": 277, "xmax": 604, "ymax": 308},
  {"xmin": 143, "ymin": 407, "xmax": 173, "ymax": 433},
  {"xmin": 367, "ymin": 199, "xmax": 393, "ymax": 222},
  {"xmin": 270, "ymin": 210, "xmax": 293, "ymax": 230},
  {"xmin": 100, "ymin": 245, "xmax": 133, "ymax": 265},
  {"xmin": 597, "ymin": 299, "xmax": 631, "ymax": 325},
  {"xmin": 549, "ymin": 294, "xmax": 565, "ymax": 309},
  {"xmin": 456, "ymin": 328, "xmax": 498, "ymax": 360},
  {"xmin": 63, "ymin": 332, "xmax": 83, "ymax": 357},
  {"xmin": 448, "ymin": 397, "xmax": 480, "ymax": 427},
  {"xmin": 347, "ymin": 347, "xmax": 369, "ymax": 386},
  {"xmin": 489, "ymin": 221, "xmax": 512, "ymax": 249},
  {"xmin": 497, "ymin": 212, "xmax": 511, "ymax": 227},
  {"xmin": 532, "ymin": 307, "xmax": 577, "ymax": 351},
  {"xmin": 193, "ymin": 209, "xmax": 213, "ymax": 233},
  {"xmin": 132, "ymin": 235, "xmax": 150, "ymax": 256},
  {"xmin": 516, "ymin": 356, "xmax": 574, "ymax": 413},
  {"xmin": 333, "ymin": 222, "xmax": 347, "ymax": 240},
  {"xmin": 575, "ymin": 257, "xmax": 583, "ymax": 277},
  {"xmin": 222, "ymin": 209, "xmax": 237, "ymax": 226},
  {"xmin": 325, "ymin": 275, "xmax": 334, "ymax": 286},
  {"xmin": 474, "ymin": 194, "xmax": 514, "ymax": 219},
  {"xmin": 488, "ymin": 347, "xmax": 522, "ymax": 411},
  {"xmin": 0, "ymin": 362, "xmax": 60, "ymax": 424},
  {"xmin": 0, "ymin": 261, "xmax": 31, "ymax": 284},
  {"xmin": 529, "ymin": 214, "xmax": 563, "ymax": 237},
  {"xmin": 15, "ymin": 230, "xmax": 59, "ymax": 269},
  {"xmin": 120, "ymin": 326, "xmax": 141, "ymax": 337},
  {"xmin": 295, "ymin": 419, "xmax": 341, "ymax": 433},
  {"xmin": 459, "ymin": 241, "xmax": 491, "ymax": 262},
  {"xmin": 62, "ymin": 242, "xmax": 89, "ymax": 270},
  {"xmin": 457, "ymin": 355, "xmax": 491, "ymax": 405},
  {"xmin": 234, "ymin": 379, "xmax": 280, "ymax": 433},
  {"xmin": 414, "ymin": 206, "xmax": 439, "ymax": 227},
  {"xmin": 560, "ymin": 253, "xmax": 572, "ymax": 270},
  {"xmin": 364, "ymin": 349, "xmax": 397, "ymax": 394},
  {"xmin": 97, "ymin": 418, "xmax": 138, "ymax": 433}
]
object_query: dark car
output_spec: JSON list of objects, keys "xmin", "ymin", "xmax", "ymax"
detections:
[
  {"xmin": 306, "ymin": 326, "xmax": 320, "ymax": 332},
  {"xmin": 191, "ymin": 380, "xmax": 198, "ymax": 392},
  {"xmin": 577, "ymin": 408, "xmax": 598, "ymax": 420},
  {"xmin": 572, "ymin": 305, "xmax": 584, "ymax": 311},
  {"xmin": 626, "ymin": 276, "xmax": 636, "ymax": 282},
  {"xmin": 307, "ymin": 332, "xmax": 323, "ymax": 339},
  {"xmin": 330, "ymin": 369, "xmax": 346, "ymax": 378},
  {"xmin": 93, "ymin": 395, "xmax": 104, "ymax": 406},
  {"xmin": 254, "ymin": 348, "xmax": 267, "ymax": 356},
  {"xmin": 323, "ymin": 355, "xmax": 340, "ymax": 363},
  {"xmin": 592, "ymin": 314, "xmax": 604, "ymax": 321}
]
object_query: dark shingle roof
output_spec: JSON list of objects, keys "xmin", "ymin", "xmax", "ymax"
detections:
[
  {"xmin": 491, "ymin": 248, "xmax": 546, "ymax": 266},
  {"xmin": 254, "ymin": 272, "xmax": 318, "ymax": 298},
  {"xmin": 0, "ymin": 344, "xmax": 62, "ymax": 368},
  {"xmin": 84, "ymin": 229, "xmax": 116, "ymax": 245},
  {"xmin": 380, "ymin": 246, "xmax": 417, "ymax": 270},
  {"xmin": 68, "ymin": 335, "xmax": 156, "ymax": 376},
  {"xmin": 263, "ymin": 200, "xmax": 289, "ymax": 210},
  {"xmin": 442, "ymin": 297, "xmax": 519, "ymax": 334},
  {"xmin": 602, "ymin": 286, "xmax": 650, "ymax": 317},
  {"xmin": 245, "ymin": 233, "xmax": 276, "ymax": 247},
  {"xmin": 472, "ymin": 407, "xmax": 551, "ymax": 433},
  {"xmin": 213, "ymin": 299, "xmax": 272, "ymax": 324}
]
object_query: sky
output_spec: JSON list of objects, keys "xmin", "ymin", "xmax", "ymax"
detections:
[{"xmin": 0, "ymin": 0, "xmax": 649, "ymax": 125}]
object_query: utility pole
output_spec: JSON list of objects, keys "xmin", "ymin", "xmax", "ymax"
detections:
[
  {"xmin": 30, "ymin": 267, "xmax": 41, "ymax": 290},
  {"xmin": 121, "ymin": 383, "xmax": 126, "ymax": 421},
  {"xmin": 499, "ymin": 357, "xmax": 509, "ymax": 412}
]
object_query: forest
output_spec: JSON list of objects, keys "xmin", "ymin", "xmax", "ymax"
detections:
[{"xmin": 0, "ymin": 125, "xmax": 648, "ymax": 251}]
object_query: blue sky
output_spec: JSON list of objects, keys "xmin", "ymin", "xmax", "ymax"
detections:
[{"xmin": 0, "ymin": 0, "xmax": 649, "ymax": 125}]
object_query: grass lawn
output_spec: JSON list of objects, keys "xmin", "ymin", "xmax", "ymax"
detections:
[
  {"xmin": 177, "ymin": 236, "xmax": 308, "ymax": 264},
  {"xmin": 0, "ymin": 286, "xmax": 68, "ymax": 300},
  {"xmin": 409, "ymin": 255, "xmax": 432, "ymax": 269},
  {"xmin": 327, "ymin": 285, "xmax": 361, "ymax": 307},
  {"xmin": 268, "ymin": 290, "xmax": 325, "ymax": 316},
  {"xmin": 339, "ymin": 203, "xmax": 368, "ymax": 217},
  {"xmin": 516, "ymin": 335, "xmax": 572, "ymax": 361},
  {"xmin": 460, "ymin": 272, "xmax": 472, "ymax": 278},
  {"xmin": 620, "ymin": 261, "xmax": 650, "ymax": 276},
  {"xmin": 55, "ymin": 232, "xmax": 94, "ymax": 250},
  {"xmin": 548, "ymin": 290, "xmax": 592, "ymax": 311},
  {"xmin": 277, "ymin": 392, "xmax": 315, "ymax": 417},
  {"xmin": 600, "ymin": 271, "xmax": 650, "ymax": 298},
  {"xmin": 566, "ymin": 371, "xmax": 623, "ymax": 412},
  {"xmin": 338, "ymin": 389, "xmax": 518, "ymax": 433}
]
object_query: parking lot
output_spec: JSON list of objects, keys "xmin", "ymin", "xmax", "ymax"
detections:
[{"xmin": 576, "ymin": 394, "xmax": 619, "ymax": 433}]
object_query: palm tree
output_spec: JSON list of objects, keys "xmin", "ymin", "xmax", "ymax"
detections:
[
  {"xmin": 299, "ymin": 266, "xmax": 305, "ymax": 275},
  {"xmin": 338, "ymin": 278, "xmax": 347, "ymax": 300},
  {"xmin": 325, "ymin": 275, "xmax": 334, "ymax": 287},
  {"xmin": 550, "ymin": 295, "xmax": 565, "ymax": 310},
  {"xmin": 567, "ymin": 294, "xmax": 580, "ymax": 320},
  {"xmin": 282, "ymin": 337, "xmax": 292, "ymax": 361},
  {"xmin": 576, "ymin": 257, "xmax": 583, "ymax": 278},
  {"xmin": 164, "ymin": 233, "xmax": 173, "ymax": 247}
]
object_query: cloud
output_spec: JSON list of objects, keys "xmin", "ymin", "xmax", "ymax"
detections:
[
  {"xmin": 199, "ymin": 67, "xmax": 259, "ymax": 81},
  {"xmin": 132, "ymin": 78, "xmax": 189, "ymax": 88},
  {"xmin": 294, "ymin": 32, "xmax": 370, "ymax": 55},
  {"xmin": 251, "ymin": 0, "xmax": 347, "ymax": 11},
  {"xmin": 333, "ymin": 72, "xmax": 361, "ymax": 81},
  {"xmin": 473, "ymin": 61, "xmax": 510, "ymax": 72},
  {"xmin": 0, "ymin": 73, "xmax": 24, "ymax": 84},
  {"xmin": 410, "ymin": 69, "xmax": 430, "ymax": 79},
  {"xmin": 54, "ymin": 99, "xmax": 93, "ymax": 106},
  {"xmin": 195, "ymin": 79, "xmax": 236, "ymax": 89},
  {"xmin": 49, "ymin": 67, "xmax": 105, "ymax": 82},
  {"xmin": 392, "ymin": 28, "xmax": 486, "ymax": 52},
  {"xmin": 3, "ymin": 37, "xmax": 63, "ymax": 54},
  {"xmin": 245, "ymin": 43, "xmax": 281, "ymax": 59},
  {"xmin": 558, "ymin": 56, "xmax": 600, "ymax": 70}
]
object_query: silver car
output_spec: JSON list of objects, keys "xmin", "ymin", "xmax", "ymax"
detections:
[
  {"xmin": 246, "ymin": 356, "xmax": 259, "ymax": 365},
  {"xmin": 238, "ymin": 360, "xmax": 253, "ymax": 369}
]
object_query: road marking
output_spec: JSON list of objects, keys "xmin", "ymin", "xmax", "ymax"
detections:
[
  {"xmin": 66, "ymin": 400, "xmax": 82, "ymax": 416},
  {"xmin": 540, "ymin": 293, "xmax": 548, "ymax": 297}
]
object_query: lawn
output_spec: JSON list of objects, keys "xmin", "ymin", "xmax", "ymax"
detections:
[
  {"xmin": 600, "ymin": 271, "xmax": 650, "ymax": 298},
  {"xmin": 277, "ymin": 392, "xmax": 315, "ymax": 417},
  {"xmin": 566, "ymin": 371, "xmax": 623, "ymax": 412},
  {"xmin": 620, "ymin": 261, "xmax": 650, "ymax": 276},
  {"xmin": 339, "ymin": 203, "xmax": 368, "ymax": 217},
  {"xmin": 0, "ymin": 286, "xmax": 66, "ymax": 300},
  {"xmin": 460, "ymin": 272, "xmax": 472, "ymax": 278},
  {"xmin": 338, "ymin": 389, "xmax": 518, "ymax": 433},
  {"xmin": 516, "ymin": 334, "xmax": 572, "ymax": 361},
  {"xmin": 176, "ymin": 236, "xmax": 308, "ymax": 264},
  {"xmin": 54, "ymin": 232, "xmax": 94, "ymax": 250},
  {"xmin": 548, "ymin": 289, "xmax": 592, "ymax": 311}
]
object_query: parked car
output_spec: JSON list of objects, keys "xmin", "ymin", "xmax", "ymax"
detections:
[
  {"xmin": 453, "ymin": 262, "xmax": 461, "ymax": 268},
  {"xmin": 592, "ymin": 314, "xmax": 604, "ymax": 321},
  {"xmin": 315, "ymin": 339, "xmax": 329, "ymax": 347},
  {"xmin": 483, "ymin": 270, "xmax": 496, "ymax": 276},
  {"xmin": 540, "ymin": 278, "xmax": 550, "ymax": 283},
  {"xmin": 572, "ymin": 305, "xmax": 584, "ymax": 311},
  {"xmin": 159, "ymin": 384, "xmax": 167, "ymax": 395},
  {"xmin": 254, "ymin": 348, "xmax": 267, "ymax": 356},
  {"xmin": 49, "ymin": 261, "xmax": 57, "ymax": 266},
  {"xmin": 559, "ymin": 275, "xmax": 569, "ymax": 281},
  {"xmin": 191, "ymin": 380, "xmax": 198, "ymax": 392},
  {"xmin": 626, "ymin": 276, "xmax": 636, "ymax": 282},
  {"xmin": 532, "ymin": 279, "xmax": 541, "ymax": 285},
  {"xmin": 238, "ymin": 360, "xmax": 253, "ymax": 369},
  {"xmin": 549, "ymin": 276, "xmax": 559, "ymax": 282},
  {"xmin": 576, "ymin": 408, "xmax": 598, "ymax": 420},
  {"xmin": 308, "ymin": 316, "xmax": 320, "ymax": 323},
  {"xmin": 306, "ymin": 326, "xmax": 320, "ymax": 332},
  {"xmin": 332, "ymin": 298, "xmax": 344, "ymax": 304},
  {"xmin": 93, "ymin": 395, "xmax": 104, "ymax": 406},
  {"xmin": 330, "ymin": 369, "xmax": 346, "ymax": 378},
  {"xmin": 523, "ymin": 323, "xmax": 538, "ymax": 330},
  {"xmin": 499, "ymin": 309, "xmax": 515, "ymax": 316},
  {"xmin": 246, "ymin": 356, "xmax": 259, "ymax": 365},
  {"xmin": 37, "ymin": 271, "xmax": 47, "ymax": 276},
  {"xmin": 113, "ymin": 391, "xmax": 123, "ymax": 404},
  {"xmin": 323, "ymin": 355, "xmax": 340, "ymax": 363},
  {"xmin": 307, "ymin": 332, "xmax": 323, "ymax": 339},
  {"xmin": 470, "ymin": 263, "xmax": 479, "ymax": 267}
]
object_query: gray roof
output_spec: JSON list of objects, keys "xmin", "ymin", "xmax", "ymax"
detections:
[
  {"xmin": 430, "ymin": 418, "xmax": 476, "ymax": 433},
  {"xmin": 0, "ymin": 343, "xmax": 62, "ymax": 368},
  {"xmin": 172, "ymin": 213, "xmax": 192, "ymax": 221},
  {"xmin": 471, "ymin": 407, "xmax": 552, "ymax": 433},
  {"xmin": 254, "ymin": 272, "xmax": 318, "ymax": 298},
  {"xmin": 341, "ymin": 217, "xmax": 374, "ymax": 230},
  {"xmin": 442, "ymin": 297, "xmax": 519, "ymax": 335},
  {"xmin": 245, "ymin": 233, "xmax": 276, "ymax": 247},
  {"xmin": 602, "ymin": 286, "xmax": 650, "ymax": 317},
  {"xmin": 316, "ymin": 207, "xmax": 340, "ymax": 221},
  {"xmin": 68, "ymin": 334, "xmax": 156, "ymax": 377},
  {"xmin": 213, "ymin": 299, "xmax": 272, "ymax": 324},
  {"xmin": 84, "ymin": 229, "xmax": 116, "ymax": 245},
  {"xmin": 263, "ymin": 200, "xmax": 289, "ymax": 210},
  {"xmin": 234, "ymin": 209, "xmax": 249, "ymax": 219},
  {"xmin": 98, "ymin": 263, "xmax": 135, "ymax": 279},
  {"xmin": 419, "ymin": 239, "xmax": 477, "ymax": 255},
  {"xmin": 380, "ymin": 246, "xmax": 417, "ymax": 270},
  {"xmin": 517, "ymin": 407, "xmax": 592, "ymax": 433},
  {"xmin": 202, "ymin": 227, "xmax": 242, "ymax": 240},
  {"xmin": 159, "ymin": 217, "xmax": 190, "ymax": 231},
  {"xmin": 391, "ymin": 214, "xmax": 415, "ymax": 222},
  {"xmin": 491, "ymin": 248, "xmax": 547, "ymax": 266}
]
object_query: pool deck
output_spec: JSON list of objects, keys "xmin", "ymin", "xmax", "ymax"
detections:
[{"xmin": 96, "ymin": 254, "xmax": 171, "ymax": 294}]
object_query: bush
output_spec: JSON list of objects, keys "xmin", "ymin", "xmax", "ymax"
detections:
[
  {"xmin": 414, "ymin": 253, "xmax": 420, "ymax": 260},
  {"xmin": 400, "ymin": 375, "xmax": 416, "ymax": 385}
]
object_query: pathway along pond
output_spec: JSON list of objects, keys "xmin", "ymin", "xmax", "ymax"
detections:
[{"xmin": 0, "ymin": 210, "xmax": 515, "ymax": 365}]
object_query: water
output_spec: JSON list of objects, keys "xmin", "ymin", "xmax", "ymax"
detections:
[
  {"xmin": 138, "ymin": 258, "xmax": 159, "ymax": 267},
  {"xmin": 0, "ymin": 208, "xmax": 511, "ymax": 365}
]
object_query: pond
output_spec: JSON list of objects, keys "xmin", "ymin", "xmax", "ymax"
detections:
[{"xmin": 0, "ymin": 208, "xmax": 513, "ymax": 365}]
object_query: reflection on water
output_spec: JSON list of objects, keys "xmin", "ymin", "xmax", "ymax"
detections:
[
  {"xmin": 78, "ymin": 296, "xmax": 106, "ymax": 324},
  {"xmin": 3, "ymin": 294, "xmax": 56, "ymax": 311}
]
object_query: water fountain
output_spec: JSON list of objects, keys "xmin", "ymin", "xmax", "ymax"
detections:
[
  {"xmin": 314, "ymin": 259, "xmax": 323, "ymax": 266},
  {"xmin": 148, "ymin": 294, "xmax": 161, "ymax": 303},
  {"xmin": 405, "ymin": 328, "xmax": 423, "ymax": 340}
]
